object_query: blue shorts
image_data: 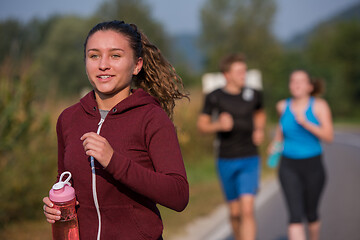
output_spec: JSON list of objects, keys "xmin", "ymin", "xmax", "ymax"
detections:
[{"xmin": 217, "ymin": 156, "xmax": 260, "ymax": 201}]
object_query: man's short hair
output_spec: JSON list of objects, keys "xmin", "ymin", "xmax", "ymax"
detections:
[{"xmin": 219, "ymin": 53, "xmax": 247, "ymax": 73}]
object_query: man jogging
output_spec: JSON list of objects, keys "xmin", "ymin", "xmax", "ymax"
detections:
[{"xmin": 197, "ymin": 53, "xmax": 266, "ymax": 240}]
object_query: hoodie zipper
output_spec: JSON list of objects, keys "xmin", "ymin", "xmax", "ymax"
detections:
[{"xmin": 91, "ymin": 118, "xmax": 105, "ymax": 240}]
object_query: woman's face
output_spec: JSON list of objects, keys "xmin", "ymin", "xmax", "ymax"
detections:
[
  {"xmin": 289, "ymin": 71, "xmax": 313, "ymax": 98},
  {"xmin": 85, "ymin": 30, "xmax": 142, "ymax": 99}
]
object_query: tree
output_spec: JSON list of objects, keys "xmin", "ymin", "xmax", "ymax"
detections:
[
  {"xmin": 0, "ymin": 17, "xmax": 58, "ymax": 69},
  {"xmin": 35, "ymin": 16, "xmax": 91, "ymax": 96},
  {"xmin": 0, "ymin": 20, "xmax": 23, "ymax": 64},
  {"xmin": 96, "ymin": 0, "xmax": 171, "ymax": 57},
  {"xmin": 199, "ymin": 0, "xmax": 281, "ymax": 72},
  {"xmin": 305, "ymin": 21, "xmax": 360, "ymax": 117}
]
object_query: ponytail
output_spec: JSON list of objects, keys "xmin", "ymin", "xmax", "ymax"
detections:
[
  {"xmin": 310, "ymin": 77, "xmax": 325, "ymax": 97},
  {"xmin": 132, "ymin": 29, "xmax": 189, "ymax": 120}
]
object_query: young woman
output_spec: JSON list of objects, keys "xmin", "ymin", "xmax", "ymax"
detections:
[
  {"xmin": 268, "ymin": 70, "xmax": 333, "ymax": 240},
  {"xmin": 43, "ymin": 20, "xmax": 189, "ymax": 240}
]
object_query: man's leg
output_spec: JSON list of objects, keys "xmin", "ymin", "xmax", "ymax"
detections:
[
  {"xmin": 236, "ymin": 156, "xmax": 259, "ymax": 240},
  {"xmin": 217, "ymin": 157, "xmax": 258, "ymax": 240},
  {"xmin": 229, "ymin": 199, "xmax": 241, "ymax": 240},
  {"xmin": 239, "ymin": 194, "xmax": 256, "ymax": 240},
  {"xmin": 217, "ymin": 158, "xmax": 242, "ymax": 239}
]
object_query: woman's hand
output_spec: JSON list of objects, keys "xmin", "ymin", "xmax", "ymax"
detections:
[
  {"xmin": 43, "ymin": 197, "xmax": 80, "ymax": 224},
  {"xmin": 43, "ymin": 197, "xmax": 61, "ymax": 224},
  {"xmin": 81, "ymin": 132, "xmax": 114, "ymax": 168},
  {"xmin": 294, "ymin": 111, "xmax": 307, "ymax": 126},
  {"xmin": 267, "ymin": 142, "xmax": 275, "ymax": 155}
]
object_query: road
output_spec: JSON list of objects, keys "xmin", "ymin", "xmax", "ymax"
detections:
[{"xmin": 172, "ymin": 130, "xmax": 360, "ymax": 240}]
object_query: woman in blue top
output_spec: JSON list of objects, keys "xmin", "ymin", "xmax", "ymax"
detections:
[{"xmin": 268, "ymin": 70, "xmax": 333, "ymax": 240}]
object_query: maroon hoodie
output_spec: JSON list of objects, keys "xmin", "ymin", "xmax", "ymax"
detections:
[{"xmin": 56, "ymin": 88, "xmax": 189, "ymax": 239}]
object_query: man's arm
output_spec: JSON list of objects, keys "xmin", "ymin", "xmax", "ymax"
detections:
[
  {"xmin": 197, "ymin": 112, "xmax": 233, "ymax": 134},
  {"xmin": 252, "ymin": 109, "xmax": 266, "ymax": 146}
]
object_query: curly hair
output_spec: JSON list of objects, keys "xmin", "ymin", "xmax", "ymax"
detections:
[{"xmin": 84, "ymin": 20, "xmax": 189, "ymax": 120}]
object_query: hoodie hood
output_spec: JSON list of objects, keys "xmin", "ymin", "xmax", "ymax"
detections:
[{"xmin": 80, "ymin": 88, "xmax": 160, "ymax": 117}]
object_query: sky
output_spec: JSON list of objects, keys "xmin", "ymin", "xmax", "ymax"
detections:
[{"xmin": 0, "ymin": 0, "xmax": 359, "ymax": 41}]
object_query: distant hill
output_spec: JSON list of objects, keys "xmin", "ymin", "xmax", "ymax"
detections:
[{"xmin": 285, "ymin": 2, "xmax": 360, "ymax": 49}]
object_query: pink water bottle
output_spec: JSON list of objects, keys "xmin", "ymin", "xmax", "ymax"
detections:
[{"xmin": 49, "ymin": 171, "xmax": 80, "ymax": 240}]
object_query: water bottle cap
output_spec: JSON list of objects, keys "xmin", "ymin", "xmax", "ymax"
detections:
[{"xmin": 49, "ymin": 171, "xmax": 75, "ymax": 203}]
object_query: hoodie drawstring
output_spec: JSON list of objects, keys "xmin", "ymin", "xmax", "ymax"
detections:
[{"xmin": 91, "ymin": 118, "xmax": 104, "ymax": 240}]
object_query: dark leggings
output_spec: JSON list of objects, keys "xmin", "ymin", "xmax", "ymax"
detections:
[{"xmin": 279, "ymin": 155, "xmax": 326, "ymax": 223}]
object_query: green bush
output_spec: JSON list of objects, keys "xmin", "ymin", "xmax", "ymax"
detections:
[{"xmin": 0, "ymin": 65, "xmax": 57, "ymax": 228}]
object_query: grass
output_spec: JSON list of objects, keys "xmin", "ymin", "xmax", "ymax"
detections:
[{"xmin": 0, "ymin": 219, "xmax": 51, "ymax": 240}]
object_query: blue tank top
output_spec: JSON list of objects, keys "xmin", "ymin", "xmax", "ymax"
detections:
[{"xmin": 280, "ymin": 97, "xmax": 322, "ymax": 159}]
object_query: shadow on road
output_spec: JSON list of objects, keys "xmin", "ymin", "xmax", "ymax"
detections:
[{"xmin": 272, "ymin": 237, "xmax": 288, "ymax": 240}]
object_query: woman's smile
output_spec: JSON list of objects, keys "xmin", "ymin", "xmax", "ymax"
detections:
[{"xmin": 97, "ymin": 74, "xmax": 115, "ymax": 81}]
